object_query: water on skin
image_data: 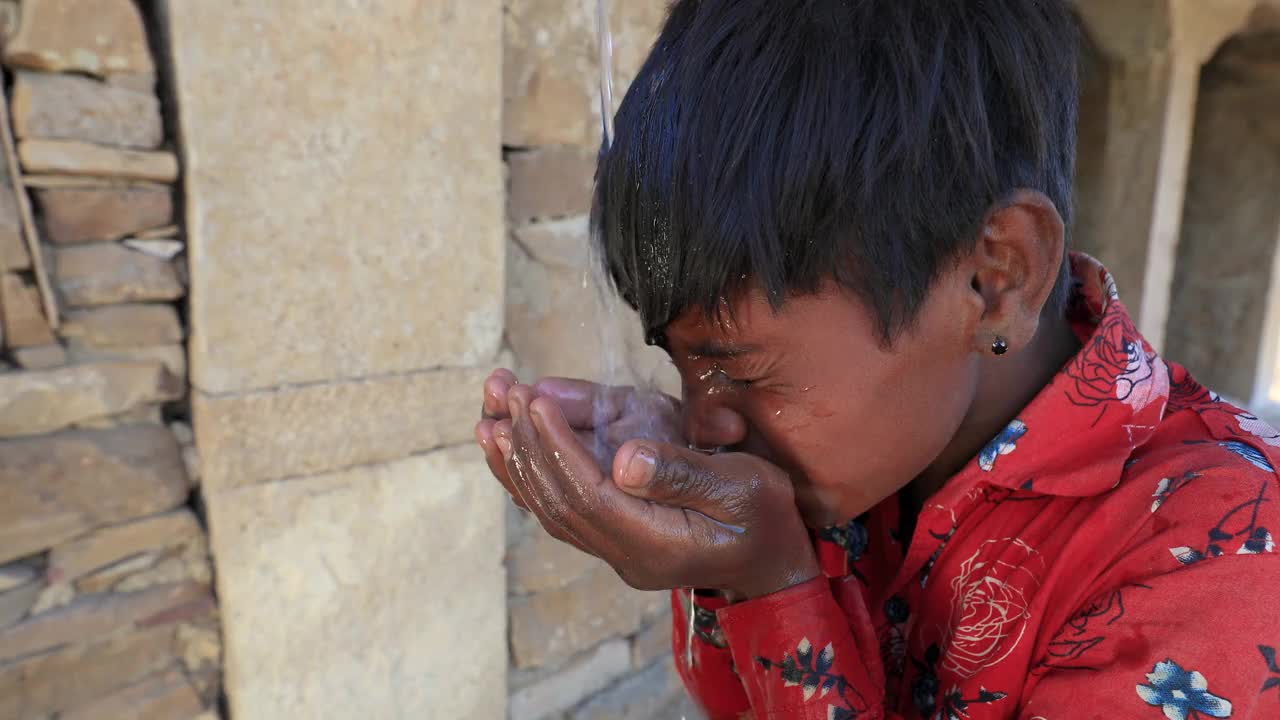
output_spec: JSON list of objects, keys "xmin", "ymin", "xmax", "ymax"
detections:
[{"xmin": 589, "ymin": 0, "xmax": 670, "ymax": 463}]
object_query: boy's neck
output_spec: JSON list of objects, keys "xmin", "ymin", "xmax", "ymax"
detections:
[{"xmin": 902, "ymin": 309, "xmax": 1083, "ymax": 517}]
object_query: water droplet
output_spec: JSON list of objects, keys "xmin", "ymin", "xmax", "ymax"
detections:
[{"xmin": 775, "ymin": 410, "xmax": 782, "ymax": 417}]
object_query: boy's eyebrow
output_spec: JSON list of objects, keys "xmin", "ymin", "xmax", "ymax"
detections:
[{"xmin": 688, "ymin": 341, "xmax": 761, "ymax": 359}]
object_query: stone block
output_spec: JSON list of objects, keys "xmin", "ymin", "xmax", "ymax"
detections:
[
  {"xmin": 0, "ymin": 189, "xmax": 26, "ymax": 271},
  {"xmin": 36, "ymin": 185, "xmax": 172, "ymax": 244},
  {"xmin": 208, "ymin": 448, "xmax": 505, "ymax": 719},
  {"xmin": 74, "ymin": 552, "xmax": 159, "ymax": 593},
  {"xmin": 176, "ymin": 620, "xmax": 222, "ymax": 703},
  {"xmin": 0, "ymin": 273, "xmax": 55, "ymax": 347},
  {"xmin": 631, "ymin": 610, "xmax": 673, "ymax": 670},
  {"xmin": 3, "ymin": 0, "xmax": 155, "ymax": 77},
  {"xmin": 508, "ymin": 528, "xmax": 600, "ymax": 594},
  {"xmin": 124, "ymin": 238, "xmax": 184, "ymax": 259},
  {"xmin": 0, "ymin": 625, "xmax": 177, "ymax": 719},
  {"xmin": 0, "ymin": 581, "xmax": 207, "ymax": 663},
  {"xmin": 0, "ymin": 426, "xmax": 188, "ymax": 563},
  {"xmin": 20, "ymin": 139, "xmax": 179, "ymax": 182},
  {"xmin": 0, "ymin": 361, "xmax": 181, "ymax": 438},
  {"xmin": 0, "ymin": 568, "xmax": 41, "ymax": 630},
  {"xmin": 13, "ymin": 71, "xmax": 163, "ymax": 149},
  {"xmin": 54, "ymin": 243, "xmax": 184, "ymax": 306},
  {"xmin": 506, "ymin": 230, "xmax": 678, "ymax": 391},
  {"xmin": 0, "ymin": 562, "xmax": 36, "ymax": 592},
  {"xmin": 65, "ymin": 343, "xmax": 187, "ymax": 381},
  {"xmin": 193, "ymin": 365, "xmax": 489, "ymax": 489},
  {"xmin": 49, "ymin": 509, "xmax": 203, "ymax": 583},
  {"xmin": 504, "ymin": 0, "xmax": 666, "ymax": 147},
  {"xmin": 509, "ymin": 639, "xmax": 632, "ymax": 720},
  {"xmin": 570, "ymin": 657, "xmax": 685, "ymax": 720},
  {"xmin": 166, "ymin": 0, "xmax": 503, "ymax": 394},
  {"xmin": 510, "ymin": 561, "xmax": 667, "ymax": 669},
  {"xmin": 508, "ymin": 145, "xmax": 597, "ymax": 224},
  {"xmin": 13, "ymin": 343, "xmax": 66, "ymax": 369},
  {"xmin": 62, "ymin": 304, "xmax": 184, "ymax": 348},
  {"xmin": 60, "ymin": 669, "xmax": 203, "ymax": 720}
]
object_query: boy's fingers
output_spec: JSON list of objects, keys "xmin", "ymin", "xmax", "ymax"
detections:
[
  {"xmin": 481, "ymin": 369, "xmax": 518, "ymax": 419},
  {"xmin": 611, "ymin": 441, "xmax": 759, "ymax": 525},
  {"xmin": 532, "ymin": 378, "xmax": 631, "ymax": 429},
  {"xmin": 475, "ymin": 419, "xmax": 526, "ymax": 510}
]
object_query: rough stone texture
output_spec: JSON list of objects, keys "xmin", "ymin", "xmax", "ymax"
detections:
[
  {"xmin": 19, "ymin": 139, "xmax": 179, "ymax": 181},
  {"xmin": 71, "ymin": 401, "xmax": 165, "ymax": 430},
  {"xmin": 65, "ymin": 343, "xmax": 187, "ymax": 381},
  {"xmin": 508, "ymin": 145, "xmax": 597, "ymax": 224},
  {"xmin": 61, "ymin": 304, "xmax": 184, "ymax": 348},
  {"xmin": 0, "ymin": 426, "xmax": 188, "ymax": 563},
  {"xmin": 12, "ymin": 343, "xmax": 66, "ymax": 369},
  {"xmin": 506, "ymin": 219, "xmax": 678, "ymax": 390},
  {"xmin": 0, "ymin": 562, "xmax": 36, "ymax": 592},
  {"xmin": 49, "ymin": 510, "xmax": 203, "ymax": 584},
  {"xmin": 60, "ymin": 669, "xmax": 203, "ymax": 720},
  {"xmin": 124, "ymin": 237, "xmax": 184, "ymax": 259},
  {"xmin": 3, "ymin": 0, "xmax": 155, "ymax": 77},
  {"xmin": 54, "ymin": 243, "xmax": 184, "ymax": 306},
  {"xmin": 0, "ymin": 625, "xmax": 177, "ymax": 719},
  {"xmin": 208, "ymin": 448, "xmax": 505, "ymax": 719},
  {"xmin": 0, "ymin": 189, "xmax": 26, "ymax": 271},
  {"xmin": 631, "ymin": 610, "xmax": 673, "ymax": 670},
  {"xmin": 193, "ymin": 365, "xmax": 491, "ymax": 489},
  {"xmin": 0, "ymin": 582, "xmax": 207, "ymax": 663},
  {"xmin": 168, "ymin": 0, "xmax": 504, "ymax": 394},
  {"xmin": 0, "ymin": 570, "xmax": 42, "ymax": 630},
  {"xmin": 504, "ymin": 0, "xmax": 666, "ymax": 147},
  {"xmin": 75, "ymin": 552, "xmax": 159, "ymax": 593},
  {"xmin": 36, "ymin": 185, "xmax": 172, "ymax": 244},
  {"xmin": 176, "ymin": 619, "xmax": 222, "ymax": 703},
  {"xmin": 509, "ymin": 639, "xmax": 632, "ymax": 720},
  {"xmin": 1167, "ymin": 34, "xmax": 1280, "ymax": 401},
  {"xmin": 0, "ymin": 362, "xmax": 181, "ymax": 438},
  {"xmin": 510, "ymin": 562, "xmax": 667, "ymax": 669},
  {"xmin": 508, "ymin": 528, "xmax": 600, "ymax": 595},
  {"xmin": 12, "ymin": 71, "xmax": 163, "ymax": 149},
  {"xmin": 570, "ymin": 658, "xmax": 688, "ymax": 720},
  {"xmin": 0, "ymin": 273, "xmax": 55, "ymax": 347}
]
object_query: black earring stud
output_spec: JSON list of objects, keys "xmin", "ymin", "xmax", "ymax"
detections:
[{"xmin": 992, "ymin": 337, "xmax": 1009, "ymax": 356}]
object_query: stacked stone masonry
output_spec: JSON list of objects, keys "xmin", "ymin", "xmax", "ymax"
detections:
[
  {"xmin": 0, "ymin": 1, "xmax": 218, "ymax": 719},
  {"xmin": 503, "ymin": 2, "xmax": 694, "ymax": 718}
]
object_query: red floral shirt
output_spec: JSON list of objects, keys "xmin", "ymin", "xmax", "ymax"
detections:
[{"xmin": 671, "ymin": 254, "xmax": 1280, "ymax": 719}]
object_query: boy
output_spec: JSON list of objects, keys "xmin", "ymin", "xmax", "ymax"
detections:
[{"xmin": 476, "ymin": 1, "xmax": 1280, "ymax": 717}]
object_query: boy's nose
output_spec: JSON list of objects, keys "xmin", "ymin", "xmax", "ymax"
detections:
[{"xmin": 682, "ymin": 402, "xmax": 747, "ymax": 451}]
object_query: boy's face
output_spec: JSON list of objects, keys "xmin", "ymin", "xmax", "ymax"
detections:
[{"xmin": 663, "ymin": 271, "xmax": 983, "ymax": 527}]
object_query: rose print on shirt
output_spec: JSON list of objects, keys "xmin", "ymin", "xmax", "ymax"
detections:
[
  {"xmin": 1136, "ymin": 659, "xmax": 1233, "ymax": 719},
  {"xmin": 1235, "ymin": 412, "xmax": 1280, "ymax": 448},
  {"xmin": 941, "ymin": 538, "xmax": 1043, "ymax": 680}
]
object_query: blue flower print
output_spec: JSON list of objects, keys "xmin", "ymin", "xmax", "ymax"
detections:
[
  {"xmin": 1217, "ymin": 441, "xmax": 1274, "ymax": 473},
  {"xmin": 1136, "ymin": 659, "xmax": 1233, "ymax": 719},
  {"xmin": 979, "ymin": 420, "xmax": 1027, "ymax": 471}
]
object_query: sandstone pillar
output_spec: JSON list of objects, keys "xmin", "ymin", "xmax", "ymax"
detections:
[
  {"xmin": 1166, "ymin": 32, "xmax": 1280, "ymax": 405},
  {"xmin": 163, "ymin": 2, "xmax": 507, "ymax": 717},
  {"xmin": 1073, "ymin": 0, "xmax": 1254, "ymax": 350}
]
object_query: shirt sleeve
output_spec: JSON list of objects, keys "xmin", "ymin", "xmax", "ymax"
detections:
[
  {"xmin": 1020, "ymin": 552, "xmax": 1280, "ymax": 719},
  {"xmin": 670, "ymin": 589, "xmax": 751, "ymax": 719},
  {"xmin": 714, "ymin": 577, "xmax": 901, "ymax": 720}
]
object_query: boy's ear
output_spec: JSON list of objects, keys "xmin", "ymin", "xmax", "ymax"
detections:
[{"xmin": 967, "ymin": 190, "xmax": 1066, "ymax": 354}]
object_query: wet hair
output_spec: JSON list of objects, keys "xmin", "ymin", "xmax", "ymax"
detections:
[{"xmin": 593, "ymin": 0, "xmax": 1079, "ymax": 344}]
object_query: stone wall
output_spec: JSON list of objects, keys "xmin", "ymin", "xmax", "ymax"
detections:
[
  {"xmin": 166, "ymin": 0, "xmax": 508, "ymax": 718},
  {"xmin": 503, "ymin": 1, "xmax": 691, "ymax": 718},
  {"xmin": 0, "ymin": 1, "xmax": 218, "ymax": 718}
]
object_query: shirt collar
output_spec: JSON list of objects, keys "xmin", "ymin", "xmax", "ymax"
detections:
[{"xmin": 938, "ymin": 252, "xmax": 1171, "ymax": 500}]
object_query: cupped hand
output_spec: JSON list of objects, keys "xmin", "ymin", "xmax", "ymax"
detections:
[{"xmin": 479, "ymin": 380, "xmax": 819, "ymax": 600}]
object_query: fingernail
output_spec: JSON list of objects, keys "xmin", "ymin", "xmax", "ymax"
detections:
[
  {"xmin": 621, "ymin": 446, "xmax": 656, "ymax": 487},
  {"xmin": 509, "ymin": 389, "xmax": 525, "ymax": 417},
  {"xmin": 495, "ymin": 435, "xmax": 512, "ymax": 460}
]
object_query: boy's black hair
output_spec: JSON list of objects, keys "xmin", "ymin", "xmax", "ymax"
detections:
[{"xmin": 593, "ymin": 0, "xmax": 1079, "ymax": 344}]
